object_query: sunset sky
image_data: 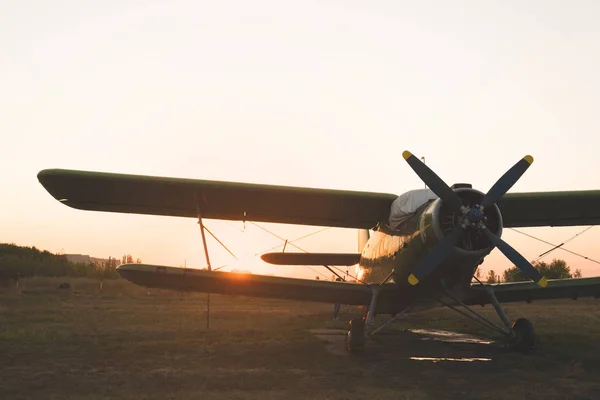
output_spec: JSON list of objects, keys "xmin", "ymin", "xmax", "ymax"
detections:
[{"xmin": 2, "ymin": 1, "xmax": 600, "ymax": 279}]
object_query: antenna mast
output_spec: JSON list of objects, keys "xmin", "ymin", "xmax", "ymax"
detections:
[{"xmin": 421, "ymin": 157, "xmax": 427, "ymax": 188}]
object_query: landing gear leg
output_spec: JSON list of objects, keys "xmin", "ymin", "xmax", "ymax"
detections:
[
  {"xmin": 333, "ymin": 303, "xmax": 341, "ymax": 320},
  {"xmin": 437, "ymin": 285, "xmax": 538, "ymax": 354},
  {"xmin": 345, "ymin": 286, "xmax": 380, "ymax": 352},
  {"xmin": 364, "ymin": 286, "xmax": 381, "ymax": 336},
  {"xmin": 487, "ymin": 287, "xmax": 537, "ymax": 353}
]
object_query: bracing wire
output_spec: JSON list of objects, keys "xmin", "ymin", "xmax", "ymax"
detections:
[
  {"xmin": 215, "ymin": 220, "xmax": 362, "ymax": 282},
  {"xmin": 501, "ymin": 226, "xmax": 598, "ymax": 282},
  {"xmin": 508, "ymin": 227, "xmax": 600, "ymax": 264},
  {"xmin": 254, "ymin": 227, "xmax": 331, "ymax": 255},
  {"xmin": 202, "ymin": 225, "xmax": 238, "ymax": 260},
  {"xmin": 217, "ymin": 221, "xmax": 333, "ymax": 280},
  {"xmin": 249, "ymin": 222, "xmax": 363, "ymax": 282}
]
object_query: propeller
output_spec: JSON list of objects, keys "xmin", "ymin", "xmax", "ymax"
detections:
[
  {"xmin": 483, "ymin": 229, "xmax": 546, "ymax": 287},
  {"xmin": 402, "ymin": 151, "xmax": 463, "ymax": 213},
  {"xmin": 403, "ymin": 151, "xmax": 547, "ymax": 288},
  {"xmin": 407, "ymin": 226, "xmax": 463, "ymax": 285},
  {"xmin": 480, "ymin": 155, "xmax": 533, "ymax": 209}
]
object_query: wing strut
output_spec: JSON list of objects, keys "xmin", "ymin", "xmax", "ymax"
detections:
[
  {"xmin": 194, "ymin": 193, "xmax": 241, "ymax": 329},
  {"xmin": 195, "ymin": 193, "xmax": 213, "ymax": 329}
]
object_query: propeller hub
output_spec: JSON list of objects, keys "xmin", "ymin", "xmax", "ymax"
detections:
[{"xmin": 466, "ymin": 208, "xmax": 484, "ymax": 224}]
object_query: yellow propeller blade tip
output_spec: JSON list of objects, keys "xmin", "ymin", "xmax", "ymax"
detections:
[
  {"xmin": 524, "ymin": 155, "xmax": 534, "ymax": 164},
  {"xmin": 402, "ymin": 150, "xmax": 413, "ymax": 160},
  {"xmin": 537, "ymin": 276, "xmax": 548, "ymax": 288},
  {"xmin": 408, "ymin": 274, "xmax": 419, "ymax": 286}
]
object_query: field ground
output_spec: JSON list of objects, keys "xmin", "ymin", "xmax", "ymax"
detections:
[{"xmin": 1, "ymin": 277, "xmax": 600, "ymax": 400}]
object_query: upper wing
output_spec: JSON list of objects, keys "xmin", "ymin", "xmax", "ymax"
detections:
[
  {"xmin": 37, "ymin": 169, "xmax": 396, "ymax": 229},
  {"xmin": 117, "ymin": 264, "xmax": 398, "ymax": 312},
  {"xmin": 466, "ymin": 277, "xmax": 600, "ymax": 305},
  {"xmin": 38, "ymin": 169, "xmax": 600, "ymax": 229},
  {"xmin": 498, "ymin": 191, "xmax": 600, "ymax": 227}
]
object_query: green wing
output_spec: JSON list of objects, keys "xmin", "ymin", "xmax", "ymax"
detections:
[
  {"xmin": 38, "ymin": 169, "xmax": 600, "ymax": 229},
  {"xmin": 118, "ymin": 264, "xmax": 398, "ymax": 312},
  {"xmin": 467, "ymin": 277, "xmax": 600, "ymax": 305},
  {"xmin": 261, "ymin": 252, "xmax": 361, "ymax": 266},
  {"xmin": 498, "ymin": 191, "xmax": 600, "ymax": 227},
  {"xmin": 120, "ymin": 264, "xmax": 599, "ymax": 310},
  {"xmin": 37, "ymin": 169, "xmax": 396, "ymax": 229}
]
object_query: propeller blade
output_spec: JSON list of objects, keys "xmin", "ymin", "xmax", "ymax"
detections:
[
  {"xmin": 481, "ymin": 155, "xmax": 534, "ymax": 209},
  {"xmin": 402, "ymin": 151, "xmax": 463, "ymax": 212},
  {"xmin": 408, "ymin": 226, "xmax": 464, "ymax": 285},
  {"xmin": 483, "ymin": 229, "xmax": 547, "ymax": 287}
]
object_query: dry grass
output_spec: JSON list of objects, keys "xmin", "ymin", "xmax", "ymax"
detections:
[{"xmin": 1, "ymin": 277, "xmax": 600, "ymax": 399}]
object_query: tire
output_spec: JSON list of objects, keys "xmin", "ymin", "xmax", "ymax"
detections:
[
  {"xmin": 510, "ymin": 318, "xmax": 537, "ymax": 353},
  {"xmin": 346, "ymin": 318, "xmax": 366, "ymax": 352}
]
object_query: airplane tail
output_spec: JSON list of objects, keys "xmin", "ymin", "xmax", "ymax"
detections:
[
  {"xmin": 261, "ymin": 252, "xmax": 360, "ymax": 266},
  {"xmin": 358, "ymin": 229, "xmax": 370, "ymax": 253}
]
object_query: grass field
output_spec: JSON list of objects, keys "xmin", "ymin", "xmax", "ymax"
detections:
[{"xmin": 1, "ymin": 277, "xmax": 600, "ymax": 400}]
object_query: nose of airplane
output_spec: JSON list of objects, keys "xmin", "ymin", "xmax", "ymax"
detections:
[{"xmin": 402, "ymin": 150, "xmax": 546, "ymax": 287}]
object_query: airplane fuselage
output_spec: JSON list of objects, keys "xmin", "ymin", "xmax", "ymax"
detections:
[{"xmin": 358, "ymin": 196, "xmax": 495, "ymax": 312}]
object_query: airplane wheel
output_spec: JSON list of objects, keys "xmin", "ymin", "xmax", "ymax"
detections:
[
  {"xmin": 346, "ymin": 318, "xmax": 366, "ymax": 352},
  {"xmin": 509, "ymin": 318, "xmax": 537, "ymax": 353}
]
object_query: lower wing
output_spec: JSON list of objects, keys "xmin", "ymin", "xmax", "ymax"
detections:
[
  {"xmin": 118, "ymin": 264, "xmax": 398, "ymax": 312},
  {"xmin": 466, "ymin": 277, "xmax": 600, "ymax": 305}
]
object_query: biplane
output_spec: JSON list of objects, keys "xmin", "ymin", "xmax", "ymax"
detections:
[{"xmin": 38, "ymin": 151, "xmax": 600, "ymax": 352}]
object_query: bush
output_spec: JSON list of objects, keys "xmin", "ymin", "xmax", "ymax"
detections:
[
  {"xmin": 0, "ymin": 243, "xmax": 120, "ymax": 281},
  {"xmin": 503, "ymin": 259, "xmax": 578, "ymax": 282}
]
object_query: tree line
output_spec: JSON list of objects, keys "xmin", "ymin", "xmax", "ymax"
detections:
[
  {"xmin": 482, "ymin": 259, "xmax": 582, "ymax": 283},
  {"xmin": 0, "ymin": 243, "xmax": 141, "ymax": 284},
  {"xmin": 1, "ymin": 243, "xmax": 584, "ymax": 286}
]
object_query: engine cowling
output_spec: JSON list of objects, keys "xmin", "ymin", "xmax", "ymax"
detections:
[{"xmin": 418, "ymin": 187, "xmax": 503, "ymax": 259}]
